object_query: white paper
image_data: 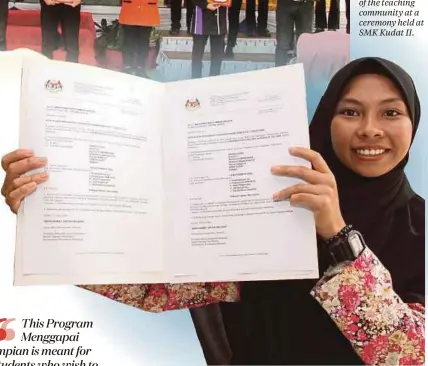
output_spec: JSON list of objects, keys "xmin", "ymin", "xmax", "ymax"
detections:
[
  {"xmin": 163, "ymin": 64, "xmax": 319, "ymax": 283},
  {"xmin": 16, "ymin": 58, "xmax": 167, "ymax": 285},
  {"xmin": 14, "ymin": 58, "xmax": 318, "ymax": 285}
]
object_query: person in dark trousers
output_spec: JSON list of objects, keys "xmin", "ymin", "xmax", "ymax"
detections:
[
  {"xmin": 169, "ymin": 0, "xmax": 194, "ymax": 35},
  {"xmin": 315, "ymin": 0, "xmax": 339, "ymax": 32},
  {"xmin": 345, "ymin": 0, "xmax": 350, "ymax": 33},
  {"xmin": 245, "ymin": 0, "xmax": 270, "ymax": 37},
  {"xmin": 118, "ymin": 0, "xmax": 160, "ymax": 78},
  {"xmin": 275, "ymin": 0, "xmax": 314, "ymax": 67},
  {"xmin": 0, "ymin": 0, "xmax": 8, "ymax": 51},
  {"xmin": 191, "ymin": 0, "xmax": 227, "ymax": 79},
  {"xmin": 226, "ymin": 0, "xmax": 271, "ymax": 58},
  {"xmin": 225, "ymin": 0, "xmax": 242, "ymax": 58},
  {"xmin": 40, "ymin": 0, "xmax": 81, "ymax": 62}
]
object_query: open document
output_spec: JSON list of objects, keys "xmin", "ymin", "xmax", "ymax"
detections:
[{"xmin": 12, "ymin": 54, "xmax": 318, "ymax": 285}]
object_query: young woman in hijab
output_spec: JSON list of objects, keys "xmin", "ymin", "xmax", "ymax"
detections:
[
  {"xmin": 218, "ymin": 56, "xmax": 425, "ymax": 365},
  {"xmin": 1, "ymin": 57, "xmax": 424, "ymax": 365}
]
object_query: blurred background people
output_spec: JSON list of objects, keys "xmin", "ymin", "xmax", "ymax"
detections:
[
  {"xmin": 225, "ymin": 0, "xmax": 242, "ymax": 58},
  {"xmin": 119, "ymin": 0, "xmax": 160, "ymax": 77},
  {"xmin": 275, "ymin": 0, "xmax": 314, "ymax": 66},
  {"xmin": 40, "ymin": 0, "xmax": 81, "ymax": 62},
  {"xmin": 345, "ymin": 0, "xmax": 350, "ymax": 33},
  {"xmin": 314, "ymin": 0, "xmax": 340, "ymax": 32},
  {"xmin": 0, "ymin": 0, "xmax": 8, "ymax": 50},
  {"xmin": 191, "ymin": 0, "xmax": 227, "ymax": 79},
  {"xmin": 245, "ymin": 0, "xmax": 270, "ymax": 37},
  {"xmin": 169, "ymin": 0, "xmax": 194, "ymax": 35}
]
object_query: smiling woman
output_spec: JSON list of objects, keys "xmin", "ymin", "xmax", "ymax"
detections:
[
  {"xmin": 331, "ymin": 73, "xmax": 413, "ymax": 177},
  {"xmin": 0, "ymin": 57, "xmax": 424, "ymax": 365},
  {"xmin": 218, "ymin": 57, "xmax": 425, "ymax": 365}
]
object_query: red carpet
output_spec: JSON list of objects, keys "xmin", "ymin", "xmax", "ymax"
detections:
[
  {"xmin": 7, "ymin": 9, "xmax": 97, "ymax": 65},
  {"xmin": 5, "ymin": 9, "xmax": 157, "ymax": 70}
]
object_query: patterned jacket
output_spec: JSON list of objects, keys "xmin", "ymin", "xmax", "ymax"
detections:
[{"xmin": 80, "ymin": 247, "xmax": 425, "ymax": 365}]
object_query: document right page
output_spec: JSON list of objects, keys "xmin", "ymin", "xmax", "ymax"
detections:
[{"xmin": 163, "ymin": 64, "xmax": 319, "ymax": 283}]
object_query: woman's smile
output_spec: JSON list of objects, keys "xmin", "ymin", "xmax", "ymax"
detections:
[{"xmin": 352, "ymin": 147, "xmax": 391, "ymax": 161}]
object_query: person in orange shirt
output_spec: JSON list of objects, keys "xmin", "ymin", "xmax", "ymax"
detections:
[{"xmin": 118, "ymin": 0, "xmax": 160, "ymax": 78}]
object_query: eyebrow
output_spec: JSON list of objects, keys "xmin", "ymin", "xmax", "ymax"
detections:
[
  {"xmin": 338, "ymin": 97, "xmax": 363, "ymax": 106},
  {"xmin": 338, "ymin": 97, "xmax": 405, "ymax": 105}
]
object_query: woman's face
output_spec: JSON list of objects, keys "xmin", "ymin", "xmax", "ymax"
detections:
[{"xmin": 331, "ymin": 73, "xmax": 413, "ymax": 178}]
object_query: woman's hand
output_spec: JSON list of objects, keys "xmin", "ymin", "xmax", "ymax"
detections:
[
  {"xmin": 62, "ymin": 0, "xmax": 81, "ymax": 7},
  {"xmin": 1, "ymin": 150, "xmax": 49, "ymax": 214},
  {"xmin": 271, "ymin": 147, "xmax": 346, "ymax": 240},
  {"xmin": 207, "ymin": 3, "xmax": 220, "ymax": 10},
  {"xmin": 43, "ymin": 0, "xmax": 58, "ymax": 5}
]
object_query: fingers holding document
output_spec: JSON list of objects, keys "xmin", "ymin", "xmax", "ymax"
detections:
[
  {"xmin": 1, "ymin": 149, "xmax": 49, "ymax": 214},
  {"xmin": 271, "ymin": 146, "xmax": 346, "ymax": 240}
]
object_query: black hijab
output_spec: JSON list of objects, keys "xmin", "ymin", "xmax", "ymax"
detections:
[
  {"xmin": 309, "ymin": 57, "xmax": 420, "ymax": 255},
  {"xmin": 217, "ymin": 57, "xmax": 425, "ymax": 365}
]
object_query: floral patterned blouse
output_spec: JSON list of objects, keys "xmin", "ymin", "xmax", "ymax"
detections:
[{"xmin": 80, "ymin": 247, "xmax": 425, "ymax": 365}]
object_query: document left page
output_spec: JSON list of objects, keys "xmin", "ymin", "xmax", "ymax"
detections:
[{"xmin": 15, "ymin": 59, "xmax": 167, "ymax": 285}]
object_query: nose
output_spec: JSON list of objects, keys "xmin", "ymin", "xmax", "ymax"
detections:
[{"xmin": 356, "ymin": 114, "xmax": 384, "ymax": 138}]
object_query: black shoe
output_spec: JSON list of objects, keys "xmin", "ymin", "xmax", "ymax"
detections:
[
  {"xmin": 256, "ymin": 28, "xmax": 271, "ymax": 37},
  {"xmin": 169, "ymin": 28, "xmax": 180, "ymax": 36},
  {"xmin": 224, "ymin": 46, "xmax": 234, "ymax": 59},
  {"xmin": 315, "ymin": 28, "xmax": 324, "ymax": 33}
]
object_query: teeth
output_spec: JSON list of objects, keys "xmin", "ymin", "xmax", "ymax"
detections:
[{"xmin": 356, "ymin": 149, "xmax": 386, "ymax": 156}]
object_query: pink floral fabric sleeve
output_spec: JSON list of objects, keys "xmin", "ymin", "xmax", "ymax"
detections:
[
  {"xmin": 79, "ymin": 282, "xmax": 240, "ymax": 313},
  {"xmin": 311, "ymin": 248, "xmax": 425, "ymax": 365}
]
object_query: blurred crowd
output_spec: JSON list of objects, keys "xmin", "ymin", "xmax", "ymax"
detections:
[{"xmin": 0, "ymin": 0, "xmax": 350, "ymax": 78}]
